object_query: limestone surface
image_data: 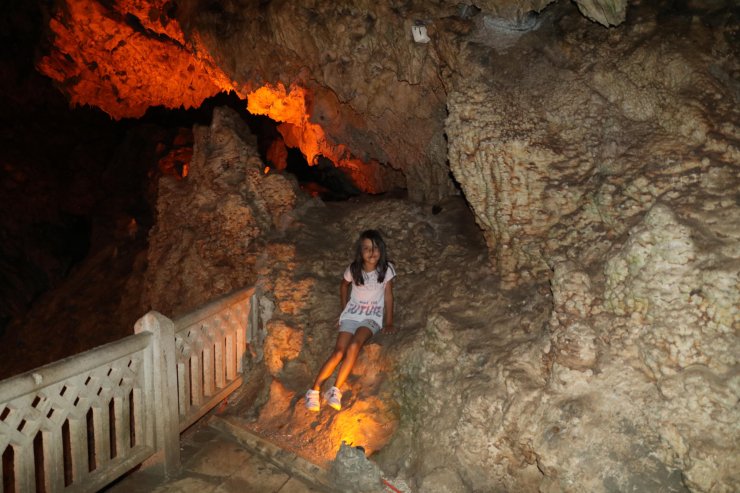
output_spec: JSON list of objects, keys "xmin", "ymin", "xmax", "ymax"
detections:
[
  {"xmin": 573, "ymin": 0, "xmax": 627, "ymax": 26},
  {"xmin": 142, "ymin": 106, "xmax": 299, "ymax": 316},
  {"xmin": 446, "ymin": 2, "xmax": 739, "ymax": 288},
  {"xmin": 11, "ymin": 1, "xmax": 739, "ymax": 492}
]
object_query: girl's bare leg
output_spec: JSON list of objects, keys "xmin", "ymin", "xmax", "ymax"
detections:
[
  {"xmin": 311, "ymin": 332, "xmax": 353, "ymax": 391},
  {"xmin": 335, "ymin": 327, "xmax": 373, "ymax": 388}
]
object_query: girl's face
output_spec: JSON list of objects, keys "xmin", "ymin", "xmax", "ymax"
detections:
[{"xmin": 361, "ymin": 238, "xmax": 380, "ymax": 270}]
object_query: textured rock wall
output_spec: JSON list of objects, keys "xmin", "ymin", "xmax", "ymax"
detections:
[
  {"xmin": 142, "ymin": 106, "xmax": 299, "ymax": 316},
  {"xmin": 435, "ymin": 4, "xmax": 740, "ymax": 491},
  {"xmin": 182, "ymin": 0, "xmax": 461, "ymax": 201},
  {"xmin": 446, "ymin": 4, "xmax": 739, "ymax": 288},
  {"xmin": 599, "ymin": 203, "xmax": 739, "ymax": 490},
  {"xmin": 380, "ymin": 201, "xmax": 737, "ymax": 492},
  {"xmin": 532, "ymin": 201, "xmax": 738, "ymax": 492}
]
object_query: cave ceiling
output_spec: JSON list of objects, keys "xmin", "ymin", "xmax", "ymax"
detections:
[{"xmin": 36, "ymin": 0, "xmax": 628, "ymax": 202}]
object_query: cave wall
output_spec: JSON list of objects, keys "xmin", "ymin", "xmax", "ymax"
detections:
[
  {"xmin": 181, "ymin": 0, "xmax": 459, "ymax": 202},
  {"xmin": 446, "ymin": 4, "xmax": 739, "ymax": 287},
  {"xmin": 434, "ymin": 4, "xmax": 739, "ymax": 491}
]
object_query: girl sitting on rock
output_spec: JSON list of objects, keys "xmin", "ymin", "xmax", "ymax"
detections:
[{"xmin": 306, "ymin": 229, "xmax": 396, "ymax": 411}]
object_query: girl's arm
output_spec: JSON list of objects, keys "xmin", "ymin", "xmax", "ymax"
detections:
[
  {"xmin": 340, "ymin": 279, "xmax": 351, "ymax": 310},
  {"xmin": 382, "ymin": 279, "xmax": 395, "ymax": 333}
]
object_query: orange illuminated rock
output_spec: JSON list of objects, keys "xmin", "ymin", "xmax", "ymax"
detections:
[
  {"xmin": 116, "ymin": 0, "xmax": 186, "ymax": 44},
  {"xmin": 158, "ymin": 147, "xmax": 191, "ymax": 178},
  {"xmin": 247, "ymin": 84, "xmax": 338, "ymax": 166},
  {"xmin": 329, "ymin": 397, "xmax": 397, "ymax": 458},
  {"xmin": 247, "ymin": 83, "xmax": 381, "ymax": 193},
  {"xmin": 37, "ymin": 0, "xmax": 236, "ymax": 119},
  {"xmin": 37, "ymin": 1, "xmax": 387, "ymax": 193},
  {"xmin": 266, "ymin": 138, "xmax": 288, "ymax": 171},
  {"xmin": 264, "ymin": 320, "xmax": 303, "ymax": 376}
]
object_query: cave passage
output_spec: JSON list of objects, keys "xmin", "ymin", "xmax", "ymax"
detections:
[
  {"xmin": 153, "ymin": 90, "xmax": 374, "ymax": 200},
  {"xmin": 0, "ymin": 84, "xmax": 398, "ymax": 378},
  {"xmin": 241, "ymin": 95, "xmax": 365, "ymax": 201}
]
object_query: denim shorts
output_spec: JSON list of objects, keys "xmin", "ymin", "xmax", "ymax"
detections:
[{"xmin": 339, "ymin": 319, "xmax": 381, "ymax": 335}]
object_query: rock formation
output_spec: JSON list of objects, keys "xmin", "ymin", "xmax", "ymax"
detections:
[
  {"xmin": 4, "ymin": 0, "xmax": 737, "ymax": 491},
  {"xmin": 39, "ymin": 1, "xmax": 640, "ymax": 203},
  {"xmin": 573, "ymin": 0, "xmax": 627, "ymax": 26},
  {"xmin": 446, "ymin": 2, "xmax": 739, "ymax": 288},
  {"xmin": 142, "ymin": 106, "xmax": 299, "ymax": 316},
  {"xmin": 136, "ymin": 101, "xmax": 732, "ymax": 490}
]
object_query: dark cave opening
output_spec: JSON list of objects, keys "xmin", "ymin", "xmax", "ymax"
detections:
[
  {"xmin": 284, "ymin": 151, "xmax": 361, "ymax": 201},
  {"xmin": 212, "ymin": 92, "xmax": 364, "ymax": 201},
  {"xmin": 0, "ymin": 80, "xmax": 379, "ymax": 355}
]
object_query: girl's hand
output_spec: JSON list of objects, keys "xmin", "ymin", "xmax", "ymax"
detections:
[{"xmin": 381, "ymin": 324, "xmax": 397, "ymax": 334}]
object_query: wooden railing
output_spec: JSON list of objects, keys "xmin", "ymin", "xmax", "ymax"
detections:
[{"xmin": 0, "ymin": 287, "xmax": 256, "ymax": 493}]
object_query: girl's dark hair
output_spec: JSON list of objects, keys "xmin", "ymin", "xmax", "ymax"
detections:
[{"xmin": 349, "ymin": 229, "xmax": 393, "ymax": 286}]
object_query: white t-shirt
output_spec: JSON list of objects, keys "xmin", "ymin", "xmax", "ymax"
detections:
[{"xmin": 339, "ymin": 265, "xmax": 395, "ymax": 327}]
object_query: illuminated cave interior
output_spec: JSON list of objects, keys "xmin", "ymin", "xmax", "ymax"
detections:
[
  {"xmin": 152, "ymin": 90, "xmax": 369, "ymax": 200},
  {"xmin": 1, "ymin": 1, "xmax": 738, "ymax": 491}
]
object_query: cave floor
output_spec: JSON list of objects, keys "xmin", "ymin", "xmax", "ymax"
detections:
[{"xmin": 104, "ymin": 419, "xmax": 326, "ymax": 493}]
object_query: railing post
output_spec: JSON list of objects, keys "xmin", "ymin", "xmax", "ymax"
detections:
[
  {"xmin": 134, "ymin": 311, "xmax": 180, "ymax": 478},
  {"xmin": 248, "ymin": 292, "xmax": 263, "ymax": 362}
]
